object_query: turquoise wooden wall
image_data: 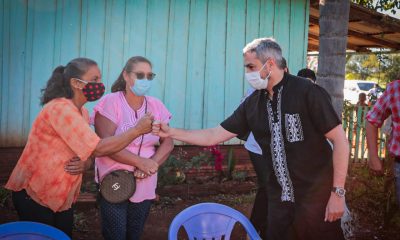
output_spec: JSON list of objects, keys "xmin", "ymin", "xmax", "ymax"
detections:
[{"xmin": 0, "ymin": 0, "xmax": 309, "ymax": 147}]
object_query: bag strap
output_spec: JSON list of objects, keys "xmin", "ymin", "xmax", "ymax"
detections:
[
  {"xmin": 137, "ymin": 97, "xmax": 147, "ymax": 157},
  {"xmin": 97, "ymin": 97, "xmax": 148, "ymax": 185}
]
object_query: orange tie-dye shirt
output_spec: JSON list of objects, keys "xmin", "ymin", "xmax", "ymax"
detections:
[{"xmin": 5, "ymin": 98, "xmax": 100, "ymax": 212}]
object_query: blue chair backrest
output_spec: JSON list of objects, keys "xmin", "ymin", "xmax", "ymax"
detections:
[
  {"xmin": 168, "ymin": 202, "xmax": 261, "ymax": 240},
  {"xmin": 0, "ymin": 221, "xmax": 70, "ymax": 240}
]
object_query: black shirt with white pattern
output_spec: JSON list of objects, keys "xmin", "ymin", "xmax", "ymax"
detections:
[{"xmin": 221, "ymin": 73, "xmax": 341, "ymax": 203}]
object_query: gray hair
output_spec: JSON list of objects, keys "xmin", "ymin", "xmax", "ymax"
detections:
[{"xmin": 242, "ymin": 37, "xmax": 284, "ymax": 69}]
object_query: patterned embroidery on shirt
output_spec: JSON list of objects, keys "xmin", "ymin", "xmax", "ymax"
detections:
[
  {"xmin": 285, "ymin": 113, "xmax": 304, "ymax": 142},
  {"xmin": 267, "ymin": 87, "xmax": 295, "ymax": 202}
]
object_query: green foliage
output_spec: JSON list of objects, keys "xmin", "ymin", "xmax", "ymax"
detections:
[
  {"xmin": 73, "ymin": 212, "xmax": 89, "ymax": 232},
  {"xmin": 343, "ymin": 99, "xmax": 355, "ymax": 120},
  {"xmin": 381, "ymin": 54, "xmax": 400, "ymax": 82},
  {"xmin": 226, "ymin": 146, "xmax": 237, "ymax": 180},
  {"xmin": 0, "ymin": 187, "xmax": 11, "ymax": 208},
  {"xmin": 158, "ymin": 148, "xmax": 213, "ymax": 186},
  {"xmin": 231, "ymin": 171, "xmax": 248, "ymax": 182},
  {"xmin": 347, "ymin": 164, "xmax": 399, "ymax": 231},
  {"xmin": 346, "ymin": 53, "xmax": 400, "ymax": 85},
  {"xmin": 346, "ymin": 54, "xmax": 381, "ymax": 80},
  {"xmin": 352, "ymin": 0, "xmax": 400, "ymax": 14}
]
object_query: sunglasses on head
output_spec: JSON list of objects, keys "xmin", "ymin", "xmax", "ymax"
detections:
[{"xmin": 130, "ymin": 71, "xmax": 156, "ymax": 80}]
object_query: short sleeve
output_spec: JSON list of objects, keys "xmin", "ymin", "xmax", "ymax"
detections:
[
  {"xmin": 366, "ymin": 87, "xmax": 391, "ymax": 128},
  {"xmin": 306, "ymin": 84, "xmax": 341, "ymax": 134},
  {"xmin": 46, "ymin": 101, "xmax": 100, "ymax": 161},
  {"xmin": 92, "ymin": 93, "xmax": 120, "ymax": 125},
  {"xmin": 220, "ymin": 100, "xmax": 250, "ymax": 138},
  {"xmin": 158, "ymin": 102, "xmax": 172, "ymax": 124},
  {"xmin": 148, "ymin": 97, "xmax": 172, "ymax": 124}
]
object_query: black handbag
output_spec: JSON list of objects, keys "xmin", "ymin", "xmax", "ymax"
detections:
[{"xmin": 97, "ymin": 98, "xmax": 148, "ymax": 203}]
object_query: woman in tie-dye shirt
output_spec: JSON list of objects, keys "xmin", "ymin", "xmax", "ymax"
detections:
[{"xmin": 5, "ymin": 58, "xmax": 157, "ymax": 237}]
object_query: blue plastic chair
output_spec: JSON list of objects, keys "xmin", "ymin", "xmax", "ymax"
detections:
[
  {"xmin": 168, "ymin": 202, "xmax": 261, "ymax": 240},
  {"xmin": 0, "ymin": 221, "xmax": 70, "ymax": 240}
]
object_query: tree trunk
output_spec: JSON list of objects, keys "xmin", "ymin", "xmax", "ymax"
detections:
[{"xmin": 317, "ymin": 0, "xmax": 350, "ymax": 120}]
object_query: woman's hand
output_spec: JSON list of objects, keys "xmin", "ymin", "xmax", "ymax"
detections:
[
  {"xmin": 134, "ymin": 169, "xmax": 149, "ymax": 179},
  {"xmin": 135, "ymin": 113, "xmax": 154, "ymax": 135},
  {"xmin": 64, "ymin": 156, "xmax": 86, "ymax": 175},
  {"xmin": 136, "ymin": 157, "xmax": 159, "ymax": 176}
]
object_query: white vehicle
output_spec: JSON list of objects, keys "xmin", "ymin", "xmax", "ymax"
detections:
[{"xmin": 343, "ymin": 80, "xmax": 376, "ymax": 104}]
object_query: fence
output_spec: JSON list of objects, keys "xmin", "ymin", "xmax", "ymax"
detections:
[{"xmin": 342, "ymin": 105, "xmax": 389, "ymax": 163}]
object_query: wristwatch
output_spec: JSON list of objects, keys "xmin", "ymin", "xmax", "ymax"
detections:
[{"xmin": 332, "ymin": 187, "xmax": 346, "ymax": 198}]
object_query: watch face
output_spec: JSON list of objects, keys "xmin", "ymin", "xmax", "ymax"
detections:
[{"xmin": 336, "ymin": 188, "xmax": 346, "ymax": 197}]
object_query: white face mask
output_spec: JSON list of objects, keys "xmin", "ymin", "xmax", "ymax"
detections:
[{"xmin": 245, "ymin": 62, "xmax": 271, "ymax": 90}]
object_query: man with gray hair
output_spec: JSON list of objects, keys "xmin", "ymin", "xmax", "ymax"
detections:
[{"xmin": 152, "ymin": 37, "xmax": 349, "ymax": 240}]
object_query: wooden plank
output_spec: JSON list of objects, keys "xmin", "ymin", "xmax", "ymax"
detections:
[
  {"xmin": 302, "ymin": 0, "xmax": 309, "ymax": 67},
  {"xmin": 360, "ymin": 106, "xmax": 368, "ymax": 160},
  {"xmin": 22, "ymin": 0, "xmax": 35, "ymax": 143},
  {"xmin": 348, "ymin": 108, "xmax": 354, "ymax": 152},
  {"xmin": 80, "ymin": 0, "xmax": 88, "ymax": 57},
  {"xmin": 124, "ymin": 0, "xmax": 147, "ymax": 60},
  {"xmin": 244, "ymin": 0, "xmax": 260, "ymax": 95},
  {"xmin": 184, "ymin": 0, "xmax": 208, "ymax": 130},
  {"xmin": 102, "ymin": 0, "xmax": 126, "ymax": 91},
  {"xmin": 83, "ymin": 0, "xmax": 106, "ymax": 112},
  {"xmin": 223, "ymin": 0, "xmax": 246, "ymax": 145},
  {"xmin": 52, "ymin": 0, "xmax": 62, "ymax": 65},
  {"xmin": 61, "ymin": 1, "xmax": 81, "ymax": 66},
  {"xmin": 203, "ymin": 0, "xmax": 227, "ymax": 128},
  {"xmin": 7, "ymin": 0, "xmax": 28, "ymax": 146},
  {"xmin": 289, "ymin": 0, "xmax": 308, "ymax": 73},
  {"xmin": 164, "ymin": 0, "xmax": 190, "ymax": 128},
  {"xmin": 29, "ymin": 0, "xmax": 57, "ymax": 126},
  {"xmin": 145, "ymin": 0, "xmax": 170, "ymax": 100},
  {"xmin": 259, "ymin": 0, "xmax": 275, "ymax": 37},
  {"xmin": 85, "ymin": 0, "xmax": 106, "ymax": 64},
  {"xmin": 273, "ymin": 0, "xmax": 290, "ymax": 60},
  {"xmin": 224, "ymin": 0, "xmax": 246, "ymax": 119},
  {"xmin": 354, "ymin": 107, "xmax": 363, "ymax": 162},
  {"xmin": 347, "ymin": 29, "xmax": 400, "ymax": 50},
  {"xmin": 0, "ymin": 0, "xmax": 10, "ymax": 146}
]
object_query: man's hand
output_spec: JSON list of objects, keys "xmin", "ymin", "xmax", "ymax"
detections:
[
  {"xmin": 324, "ymin": 192, "xmax": 345, "ymax": 222},
  {"xmin": 135, "ymin": 112, "xmax": 154, "ymax": 135},
  {"xmin": 135, "ymin": 157, "xmax": 159, "ymax": 176},
  {"xmin": 64, "ymin": 156, "xmax": 85, "ymax": 175},
  {"xmin": 368, "ymin": 155, "xmax": 384, "ymax": 176},
  {"xmin": 152, "ymin": 121, "xmax": 171, "ymax": 138}
]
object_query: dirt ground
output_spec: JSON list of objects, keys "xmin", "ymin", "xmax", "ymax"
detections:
[
  {"xmin": 1, "ymin": 177, "xmax": 400, "ymax": 240},
  {"xmin": 0, "ymin": 181, "xmax": 255, "ymax": 240}
]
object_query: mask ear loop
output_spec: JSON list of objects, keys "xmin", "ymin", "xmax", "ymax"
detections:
[
  {"xmin": 264, "ymin": 71, "xmax": 272, "ymax": 80},
  {"xmin": 259, "ymin": 60, "xmax": 272, "ymax": 80}
]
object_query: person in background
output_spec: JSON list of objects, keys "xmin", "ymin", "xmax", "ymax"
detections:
[
  {"xmin": 5, "ymin": 58, "xmax": 156, "ymax": 237},
  {"xmin": 356, "ymin": 93, "xmax": 367, "ymax": 108},
  {"xmin": 297, "ymin": 68, "xmax": 316, "ymax": 83},
  {"xmin": 354, "ymin": 92, "xmax": 368, "ymax": 129},
  {"xmin": 366, "ymin": 78, "xmax": 400, "ymax": 206},
  {"xmin": 93, "ymin": 56, "xmax": 174, "ymax": 240},
  {"xmin": 367, "ymin": 83, "xmax": 384, "ymax": 105}
]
